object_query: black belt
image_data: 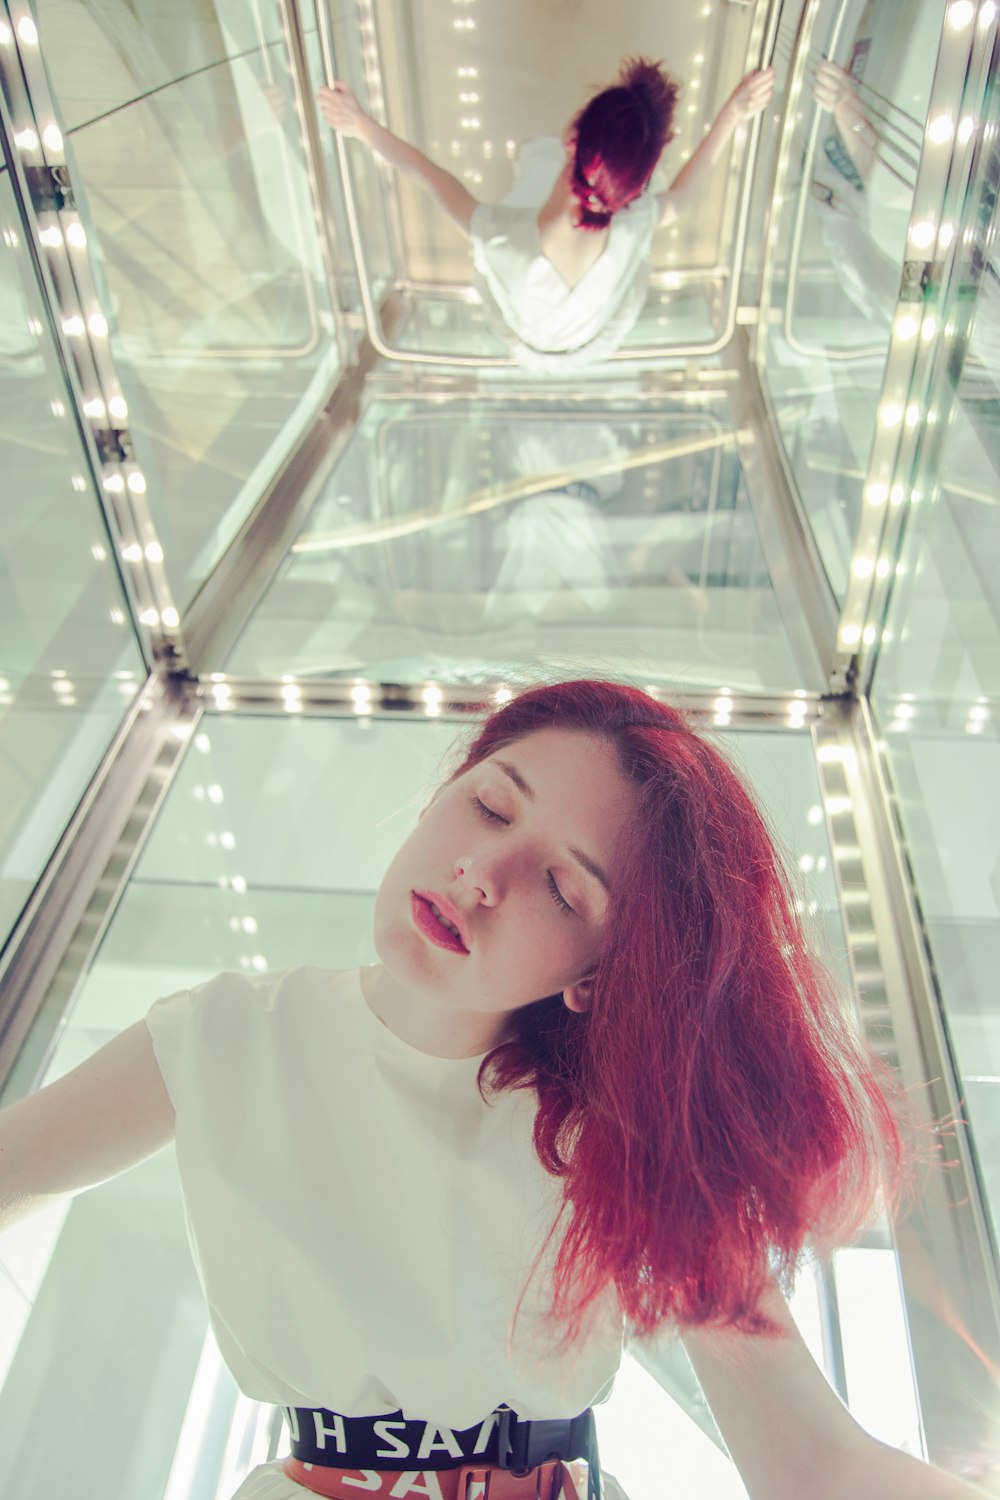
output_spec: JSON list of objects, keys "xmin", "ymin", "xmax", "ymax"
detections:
[{"xmin": 284, "ymin": 1403, "xmax": 596, "ymax": 1474}]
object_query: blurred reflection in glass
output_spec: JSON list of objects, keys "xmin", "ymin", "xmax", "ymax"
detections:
[{"xmin": 318, "ymin": 61, "xmax": 774, "ymax": 368}]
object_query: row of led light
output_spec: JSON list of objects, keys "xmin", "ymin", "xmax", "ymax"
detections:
[
  {"xmin": 2, "ymin": 10, "xmax": 181, "ymax": 640},
  {"xmin": 712, "ymin": 690, "xmax": 810, "ymax": 729},
  {"xmin": 206, "ymin": 679, "xmax": 520, "ymax": 716},
  {"xmin": 886, "ymin": 697, "xmax": 993, "ymax": 734},
  {"xmin": 0, "ymin": 666, "xmax": 143, "ymax": 711},
  {"xmin": 838, "ymin": 1, "xmax": 995, "ymax": 655},
  {"xmin": 189, "ymin": 731, "xmax": 268, "ymax": 973}
]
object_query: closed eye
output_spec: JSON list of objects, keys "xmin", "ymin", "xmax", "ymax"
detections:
[{"xmin": 471, "ymin": 795, "xmax": 507, "ymax": 824}]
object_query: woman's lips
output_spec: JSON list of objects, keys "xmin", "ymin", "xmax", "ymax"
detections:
[{"xmin": 411, "ymin": 893, "xmax": 469, "ymax": 954}]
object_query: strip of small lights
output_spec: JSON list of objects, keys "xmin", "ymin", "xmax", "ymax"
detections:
[
  {"xmin": 0, "ymin": 6, "xmax": 183, "ymax": 664},
  {"xmin": 836, "ymin": 0, "xmax": 997, "ymax": 681}
]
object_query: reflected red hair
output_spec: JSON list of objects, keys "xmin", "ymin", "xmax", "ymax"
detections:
[
  {"xmin": 571, "ymin": 57, "xmax": 681, "ymax": 230},
  {"xmin": 448, "ymin": 680, "xmax": 905, "ymax": 1344}
]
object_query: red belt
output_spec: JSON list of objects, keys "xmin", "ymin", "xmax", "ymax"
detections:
[{"xmin": 282, "ymin": 1455, "xmax": 581, "ymax": 1500}]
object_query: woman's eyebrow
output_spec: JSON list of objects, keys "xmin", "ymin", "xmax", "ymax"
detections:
[{"xmin": 493, "ymin": 759, "xmax": 610, "ymax": 893}]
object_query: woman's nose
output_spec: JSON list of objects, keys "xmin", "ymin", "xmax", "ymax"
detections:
[{"xmin": 454, "ymin": 854, "xmax": 496, "ymax": 904}]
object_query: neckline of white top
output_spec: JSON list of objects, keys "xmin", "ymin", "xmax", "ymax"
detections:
[{"xmin": 355, "ymin": 966, "xmax": 497, "ymax": 1070}]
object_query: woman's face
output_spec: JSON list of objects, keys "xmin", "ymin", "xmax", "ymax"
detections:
[{"xmin": 369, "ymin": 727, "xmax": 637, "ymax": 1055}]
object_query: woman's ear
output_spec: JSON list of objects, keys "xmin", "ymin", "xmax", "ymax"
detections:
[{"xmin": 562, "ymin": 978, "xmax": 593, "ymax": 1014}]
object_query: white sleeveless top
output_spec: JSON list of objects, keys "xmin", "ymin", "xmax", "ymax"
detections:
[
  {"xmin": 469, "ymin": 137, "xmax": 659, "ymax": 371},
  {"xmin": 144, "ymin": 966, "xmax": 624, "ymax": 1428}
]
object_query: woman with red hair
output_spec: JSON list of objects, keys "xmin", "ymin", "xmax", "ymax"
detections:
[
  {"xmin": 0, "ymin": 678, "xmax": 989, "ymax": 1499},
  {"xmin": 317, "ymin": 60, "xmax": 774, "ymax": 369}
]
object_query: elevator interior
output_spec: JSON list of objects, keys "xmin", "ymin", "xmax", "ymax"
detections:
[{"xmin": 0, "ymin": 0, "xmax": 998, "ymax": 1496}]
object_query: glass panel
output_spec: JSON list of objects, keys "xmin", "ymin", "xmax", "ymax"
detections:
[
  {"xmin": 228, "ymin": 394, "xmax": 808, "ymax": 691},
  {"xmin": 871, "ymin": 58, "xmax": 1000, "ymax": 1262},
  {"xmin": 34, "ymin": 0, "xmax": 342, "ymax": 608},
  {"xmin": 760, "ymin": 0, "xmax": 946, "ymax": 599},
  {"xmin": 0, "ymin": 168, "xmax": 144, "ymax": 954},
  {"xmin": 0, "ymin": 713, "xmax": 879, "ymax": 1499}
]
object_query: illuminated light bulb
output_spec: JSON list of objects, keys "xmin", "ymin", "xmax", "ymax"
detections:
[
  {"xmin": 39, "ymin": 225, "xmax": 62, "ymax": 248},
  {"xmin": 103, "ymin": 473, "xmax": 125, "ymax": 493},
  {"xmin": 42, "ymin": 123, "xmax": 63, "ymax": 152},
  {"xmin": 17, "ymin": 16, "xmax": 39, "ymax": 44},
  {"xmin": 713, "ymin": 695, "xmax": 733, "ymax": 714},
  {"xmin": 350, "ymin": 684, "xmax": 371, "ymax": 704},
  {"xmin": 90, "ymin": 544, "xmax": 106, "ymax": 561},
  {"xmin": 494, "ymin": 686, "xmax": 513, "ymax": 705},
  {"xmin": 852, "ymin": 556, "xmax": 875, "ymax": 577},
  {"xmin": 195, "ymin": 734, "xmax": 211, "ymax": 752},
  {"xmin": 252, "ymin": 955, "xmax": 268, "ymax": 973},
  {"xmin": 798, "ymin": 854, "xmax": 815, "ymax": 873},
  {"xmin": 139, "ymin": 607, "xmax": 159, "ymax": 626},
  {"xmin": 909, "ymin": 219, "xmax": 936, "ymax": 249},
  {"xmin": 144, "ymin": 541, "xmax": 163, "ymax": 563},
  {"xmin": 50, "ymin": 399, "xmax": 65, "ymax": 416},
  {"xmin": 71, "ymin": 475, "xmax": 86, "ymax": 492},
  {"xmin": 878, "ymin": 402, "xmax": 902, "ymax": 427},
  {"xmin": 127, "ymin": 470, "xmax": 147, "ymax": 493},
  {"xmin": 108, "ymin": 395, "xmax": 128, "ymax": 420},
  {"xmin": 895, "ymin": 313, "xmax": 918, "ymax": 341},
  {"xmin": 981, "ymin": 0, "xmax": 997, "ymax": 23},
  {"xmin": 121, "ymin": 543, "xmax": 142, "ymax": 562},
  {"xmin": 807, "ymin": 806, "xmax": 824, "ymax": 825},
  {"xmin": 825, "ymin": 796, "xmax": 852, "ymax": 815},
  {"xmin": 947, "ymin": 0, "xmax": 974, "ymax": 25},
  {"xmin": 890, "ymin": 484, "xmax": 907, "ymax": 506},
  {"xmin": 876, "ymin": 558, "xmax": 891, "ymax": 578},
  {"xmin": 62, "ymin": 315, "xmax": 85, "ymax": 336},
  {"xmin": 921, "ymin": 315, "xmax": 938, "ymax": 341},
  {"xmin": 14, "ymin": 128, "xmax": 38, "ymax": 151},
  {"xmin": 422, "ymin": 684, "xmax": 443, "ymax": 706},
  {"xmin": 161, "ymin": 606, "xmax": 179, "ymax": 628},
  {"xmin": 83, "ymin": 397, "xmax": 106, "ymax": 419},
  {"xmin": 938, "ymin": 222, "xmax": 955, "ymax": 249},
  {"xmin": 905, "ymin": 402, "xmax": 921, "ymax": 428},
  {"xmin": 926, "ymin": 114, "xmax": 954, "ymax": 144},
  {"xmin": 281, "ymin": 683, "xmax": 300, "ymax": 700},
  {"xmin": 862, "ymin": 625, "xmax": 876, "ymax": 645},
  {"xmin": 207, "ymin": 784, "xmax": 224, "ymax": 804},
  {"xmin": 65, "ymin": 221, "xmax": 87, "ymax": 248},
  {"xmin": 958, "ymin": 115, "xmax": 976, "ymax": 145},
  {"xmin": 212, "ymin": 682, "xmax": 231, "ymax": 699},
  {"xmin": 231, "ymin": 875, "xmax": 247, "ymax": 894},
  {"xmin": 969, "ymin": 705, "xmax": 990, "ymax": 721},
  {"xmin": 88, "ymin": 312, "xmax": 109, "ymax": 337},
  {"xmin": 841, "ymin": 625, "xmax": 862, "ymax": 646},
  {"xmin": 110, "ymin": 609, "xmax": 126, "ymax": 624},
  {"xmin": 694, "ymin": 52, "xmax": 705, "ymax": 63}
]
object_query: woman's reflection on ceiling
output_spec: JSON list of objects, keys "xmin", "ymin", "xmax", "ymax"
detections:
[{"xmin": 318, "ymin": 59, "xmax": 774, "ymax": 369}]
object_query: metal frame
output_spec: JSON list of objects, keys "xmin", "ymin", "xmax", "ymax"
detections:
[{"xmin": 813, "ymin": 697, "xmax": 1000, "ymax": 1468}]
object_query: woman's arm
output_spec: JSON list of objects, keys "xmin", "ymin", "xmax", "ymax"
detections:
[
  {"xmin": 0, "ymin": 1020, "xmax": 174, "ymax": 1232},
  {"xmin": 316, "ymin": 80, "xmax": 479, "ymax": 235},
  {"xmin": 811, "ymin": 60, "xmax": 879, "ymax": 184},
  {"xmin": 658, "ymin": 66, "xmax": 776, "ymax": 228},
  {"xmin": 681, "ymin": 1277, "xmax": 992, "ymax": 1500}
]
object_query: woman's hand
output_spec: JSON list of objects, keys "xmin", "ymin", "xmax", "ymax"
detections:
[
  {"xmin": 812, "ymin": 59, "xmax": 855, "ymax": 112},
  {"xmin": 725, "ymin": 65, "xmax": 776, "ymax": 122},
  {"xmin": 316, "ymin": 80, "xmax": 371, "ymax": 140}
]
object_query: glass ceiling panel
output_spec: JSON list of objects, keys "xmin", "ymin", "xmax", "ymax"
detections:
[{"xmin": 229, "ymin": 395, "xmax": 804, "ymax": 693}]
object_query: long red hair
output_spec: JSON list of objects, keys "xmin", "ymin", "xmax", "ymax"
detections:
[
  {"xmin": 447, "ymin": 680, "xmax": 905, "ymax": 1345},
  {"xmin": 571, "ymin": 57, "xmax": 681, "ymax": 230}
]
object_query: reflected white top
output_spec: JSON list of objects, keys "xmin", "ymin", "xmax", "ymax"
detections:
[
  {"xmin": 145, "ymin": 966, "xmax": 623, "ymax": 1427},
  {"xmin": 469, "ymin": 137, "xmax": 659, "ymax": 370}
]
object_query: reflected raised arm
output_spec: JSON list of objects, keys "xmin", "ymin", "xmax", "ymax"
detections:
[
  {"xmin": 316, "ymin": 79, "xmax": 479, "ymax": 235},
  {"xmin": 657, "ymin": 65, "xmax": 775, "ymax": 228}
]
